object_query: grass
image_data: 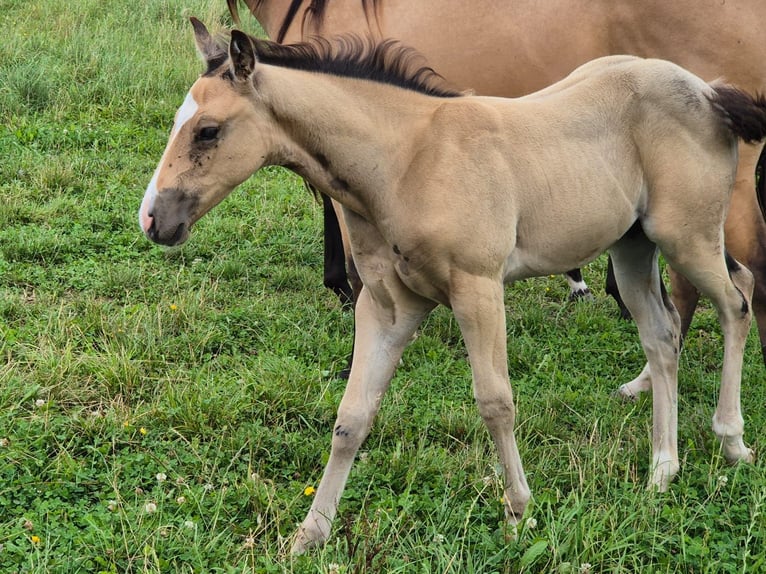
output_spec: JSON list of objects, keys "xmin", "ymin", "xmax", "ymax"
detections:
[{"xmin": 1, "ymin": 0, "xmax": 765, "ymax": 572}]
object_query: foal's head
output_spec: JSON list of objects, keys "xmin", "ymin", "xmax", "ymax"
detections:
[
  {"xmin": 140, "ymin": 18, "xmax": 459, "ymax": 246},
  {"xmin": 140, "ymin": 18, "xmax": 267, "ymax": 246}
]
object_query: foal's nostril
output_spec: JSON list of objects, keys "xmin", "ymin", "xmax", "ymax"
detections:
[{"xmin": 147, "ymin": 218, "xmax": 158, "ymax": 241}]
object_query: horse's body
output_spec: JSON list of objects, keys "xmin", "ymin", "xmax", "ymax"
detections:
[
  {"xmin": 140, "ymin": 21, "xmax": 765, "ymax": 553},
  {"xmin": 231, "ymin": 0, "xmax": 766, "ymax": 375}
]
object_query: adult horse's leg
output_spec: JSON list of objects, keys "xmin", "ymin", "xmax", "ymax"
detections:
[
  {"xmin": 292, "ymin": 217, "xmax": 435, "ymax": 554},
  {"xmin": 451, "ymin": 273, "xmax": 531, "ymax": 522},
  {"xmin": 730, "ymin": 144, "xmax": 766, "ymax": 364},
  {"xmin": 609, "ymin": 228, "xmax": 682, "ymax": 490},
  {"xmin": 321, "ymin": 193, "xmax": 354, "ymax": 306},
  {"xmin": 332, "ymin": 198, "xmax": 363, "ymax": 302},
  {"xmin": 564, "ymin": 268, "xmax": 593, "ymax": 300},
  {"xmin": 604, "ymin": 256, "xmax": 632, "ymax": 320},
  {"xmin": 329, "ymin": 198, "xmax": 362, "ymax": 379}
]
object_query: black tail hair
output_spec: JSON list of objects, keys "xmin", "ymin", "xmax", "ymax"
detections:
[{"xmin": 708, "ymin": 85, "xmax": 766, "ymax": 144}]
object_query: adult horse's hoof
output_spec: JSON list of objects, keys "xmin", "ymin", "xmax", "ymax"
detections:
[{"xmin": 568, "ymin": 287, "xmax": 593, "ymax": 301}]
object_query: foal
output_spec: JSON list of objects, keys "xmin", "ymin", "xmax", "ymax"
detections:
[
  {"xmin": 231, "ymin": 0, "xmax": 766, "ymax": 357},
  {"xmin": 140, "ymin": 21, "xmax": 765, "ymax": 553}
]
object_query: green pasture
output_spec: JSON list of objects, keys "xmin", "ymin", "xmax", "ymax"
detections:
[{"xmin": 1, "ymin": 0, "xmax": 764, "ymax": 572}]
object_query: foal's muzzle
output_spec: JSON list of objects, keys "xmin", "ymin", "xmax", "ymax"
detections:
[
  {"xmin": 140, "ymin": 187, "xmax": 197, "ymax": 246},
  {"xmin": 145, "ymin": 218, "xmax": 189, "ymax": 246}
]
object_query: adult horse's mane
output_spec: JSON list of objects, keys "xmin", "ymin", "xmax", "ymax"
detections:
[
  {"xmin": 227, "ymin": 0, "xmax": 383, "ymax": 43},
  {"xmin": 211, "ymin": 31, "xmax": 462, "ymax": 98}
]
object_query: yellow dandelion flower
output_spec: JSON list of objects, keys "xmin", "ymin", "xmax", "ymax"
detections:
[
  {"xmin": 31, "ymin": 535, "xmax": 41, "ymax": 544},
  {"xmin": 139, "ymin": 427, "xmax": 148, "ymax": 435},
  {"xmin": 169, "ymin": 304, "xmax": 178, "ymax": 311},
  {"xmin": 123, "ymin": 420, "xmax": 130, "ymax": 428},
  {"xmin": 303, "ymin": 486, "xmax": 316, "ymax": 496}
]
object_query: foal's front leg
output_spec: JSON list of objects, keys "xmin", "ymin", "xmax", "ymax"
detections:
[
  {"xmin": 450, "ymin": 273, "xmax": 531, "ymax": 523},
  {"xmin": 292, "ymin": 259, "xmax": 434, "ymax": 554}
]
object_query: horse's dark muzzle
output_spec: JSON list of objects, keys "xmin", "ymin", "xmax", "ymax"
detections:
[{"xmin": 146, "ymin": 218, "xmax": 188, "ymax": 246}]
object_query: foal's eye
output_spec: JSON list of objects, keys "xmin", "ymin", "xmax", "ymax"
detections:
[{"xmin": 197, "ymin": 126, "xmax": 220, "ymax": 142}]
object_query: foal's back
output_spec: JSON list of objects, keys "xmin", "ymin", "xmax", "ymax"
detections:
[{"xmin": 417, "ymin": 56, "xmax": 734, "ymax": 279}]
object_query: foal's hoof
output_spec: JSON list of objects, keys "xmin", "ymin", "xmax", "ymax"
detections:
[
  {"xmin": 290, "ymin": 532, "xmax": 315, "ymax": 556},
  {"xmin": 648, "ymin": 461, "xmax": 679, "ymax": 493},
  {"xmin": 612, "ymin": 384, "xmax": 639, "ymax": 402},
  {"xmin": 290, "ymin": 523, "xmax": 329, "ymax": 555},
  {"xmin": 721, "ymin": 438, "xmax": 755, "ymax": 465}
]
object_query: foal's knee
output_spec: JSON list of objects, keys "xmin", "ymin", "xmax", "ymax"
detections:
[{"xmin": 475, "ymin": 387, "xmax": 516, "ymax": 428}]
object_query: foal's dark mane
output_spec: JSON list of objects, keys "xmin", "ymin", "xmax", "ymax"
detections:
[
  {"xmin": 228, "ymin": 0, "xmax": 383, "ymax": 44},
  {"xmin": 250, "ymin": 35, "xmax": 462, "ymax": 98}
]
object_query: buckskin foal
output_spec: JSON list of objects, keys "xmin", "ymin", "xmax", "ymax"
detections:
[
  {"xmin": 231, "ymin": 0, "xmax": 766, "ymax": 368},
  {"xmin": 140, "ymin": 20, "xmax": 766, "ymax": 553}
]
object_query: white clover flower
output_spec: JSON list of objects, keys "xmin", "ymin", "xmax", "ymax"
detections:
[
  {"xmin": 107, "ymin": 500, "xmax": 118, "ymax": 512},
  {"xmin": 525, "ymin": 517, "xmax": 537, "ymax": 530},
  {"xmin": 579, "ymin": 563, "xmax": 592, "ymax": 574},
  {"xmin": 176, "ymin": 496, "xmax": 186, "ymax": 505},
  {"xmin": 35, "ymin": 399, "xmax": 45, "ymax": 408},
  {"xmin": 717, "ymin": 475, "xmax": 729, "ymax": 485},
  {"xmin": 156, "ymin": 472, "xmax": 167, "ymax": 483},
  {"xmin": 144, "ymin": 502, "xmax": 158, "ymax": 514},
  {"xmin": 184, "ymin": 520, "xmax": 195, "ymax": 530}
]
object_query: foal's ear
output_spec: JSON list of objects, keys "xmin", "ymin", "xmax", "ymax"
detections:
[
  {"xmin": 229, "ymin": 30, "xmax": 257, "ymax": 80},
  {"xmin": 190, "ymin": 17, "xmax": 221, "ymax": 63}
]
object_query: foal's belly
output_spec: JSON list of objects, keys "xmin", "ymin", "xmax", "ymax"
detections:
[{"xmin": 502, "ymin": 209, "xmax": 638, "ymax": 282}]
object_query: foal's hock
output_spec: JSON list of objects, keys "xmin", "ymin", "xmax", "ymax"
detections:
[{"xmin": 140, "ymin": 20, "xmax": 766, "ymax": 553}]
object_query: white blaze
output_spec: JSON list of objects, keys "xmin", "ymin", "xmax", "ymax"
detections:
[{"xmin": 139, "ymin": 91, "xmax": 199, "ymax": 233}]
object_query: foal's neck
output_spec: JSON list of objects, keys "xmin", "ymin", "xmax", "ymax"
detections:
[{"xmin": 260, "ymin": 66, "xmax": 439, "ymax": 215}]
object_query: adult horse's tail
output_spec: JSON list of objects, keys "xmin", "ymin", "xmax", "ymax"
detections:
[{"xmin": 708, "ymin": 86, "xmax": 766, "ymax": 144}]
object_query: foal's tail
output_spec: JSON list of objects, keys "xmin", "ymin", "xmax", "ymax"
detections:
[{"xmin": 708, "ymin": 85, "xmax": 766, "ymax": 144}]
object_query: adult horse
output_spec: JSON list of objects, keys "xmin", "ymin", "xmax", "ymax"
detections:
[
  {"xmin": 229, "ymin": 0, "xmax": 766, "ymax": 382},
  {"xmin": 140, "ymin": 20, "xmax": 765, "ymax": 552}
]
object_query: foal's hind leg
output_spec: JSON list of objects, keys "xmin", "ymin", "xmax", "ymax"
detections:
[
  {"xmin": 610, "ymin": 232, "xmax": 682, "ymax": 490},
  {"xmin": 615, "ymin": 266, "xmax": 699, "ymax": 401}
]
